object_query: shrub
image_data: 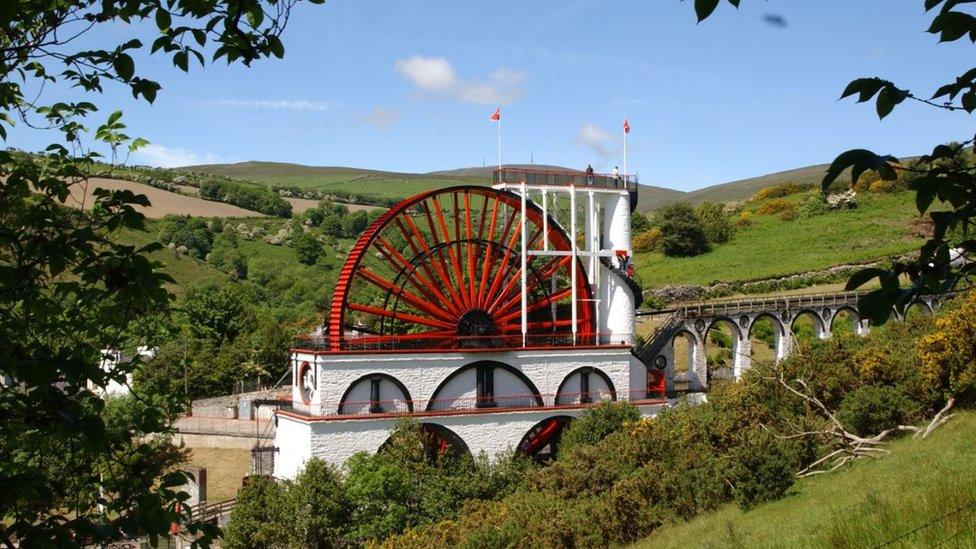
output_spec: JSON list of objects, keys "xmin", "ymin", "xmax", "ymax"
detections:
[
  {"xmin": 223, "ymin": 476, "xmax": 290, "ymax": 548},
  {"xmin": 158, "ymin": 214, "xmax": 213, "ymax": 258},
  {"xmin": 736, "ymin": 210, "xmax": 753, "ymax": 227},
  {"xmin": 633, "ymin": 228, "xmax": 662, "ymax": 253},
  {"xmin": 289, "ymin": 459, "xmax": 351, "ymax": 548},
  {"xmin": 799, "ymin": 194, "xmax": 830, "ymax": 217},
  {"xmin": 200, "ymin": 180, "xmax": 292, "ymax": 217},
  {"xmin": 918, "ymin": 293, "xmax": 976, "ymax": 406},
  {"xmin": 837, "ymin": 386, "xmax": 918, "ymax": 437},
  {"xmin": 631, "ymin": 212, "xmax": 652, "ymax": 234},
  {"xmin": 293, "ymin": 233, "xmax": 322, "ymax": 266},
  {"xmin": 656, "ymin": 203, "xmax": 709, "ymax": 257},
  {"xmin": 755, "ymin": 198, "xmax": 796, "ymax": 216},
  {"xmin": 723, "ymin": 200, "xmax": 745, "ymax": 216},
  {"xmin": 695, "ymin": 201, "xmax": 735, "ymax": 244},
  {"xmin": 751, "ymin": 181, "xmax": 808, "ymax": 202},
  {"xmin": 559, "ymin": 401, "xmax": 641, "ymax": 457},
  {"xmin": 729, "ymin": 430, "xmax": 796, "ymax": 510},
  {"xmin": 779, "ymin": 207, "xmax": 798, "ymax": 221}
]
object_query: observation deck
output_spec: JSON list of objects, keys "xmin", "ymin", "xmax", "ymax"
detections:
[{"xmin": 492, "ymin": 167, "xmax": 638, "ymax": 192}]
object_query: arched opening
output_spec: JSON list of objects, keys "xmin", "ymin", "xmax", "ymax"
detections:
[
  {"xmin": 706, "ymin": 318, "xmax": 740, "ymax": 383},
  {"xmin": 749, "ymin": 314, "xmax": 783, "ymax": 363},
  {"xmin": 791, "ymin": 309, "xmax": 825, "ymax": 346},
  {"xmin": 555, "ymin": 367, "xmax": 616, "ymax": 405},
  {"xmin": 379, "ymin": 423, "xmax": 470, "ymax": 462},
  {"xmin": 830, "ymin": 307, "xmax": 859, "ymax": 338},
  {"xmin": 338, "ymin": 373, "xmax": 413, "ymax": 415},
  {"xmin": 427, "ymin": 360, "xmax": 543, "ymax": 412},
  {"xmin": 671, "ymin": 330, "xmax": 697, "ymax": 392},
  {"xmin": 516, "ymin": 416, "xmax": 574, "ymax": 461}
]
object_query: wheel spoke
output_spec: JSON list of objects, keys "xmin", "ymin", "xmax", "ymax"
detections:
[
  {"xmin": 357, "ymin": 268, "xmax": 457, "ymax": 323},
  {"xmin": 374, "ymin": 237, "xmax": 462, "ymax": 317},
  {"xmin": 347, "ymin": 302, "xmax": 455, "ymax": 330},
  {"xmin": 497, "ymin": 287, "xmax": 573, "ymax": 324}
]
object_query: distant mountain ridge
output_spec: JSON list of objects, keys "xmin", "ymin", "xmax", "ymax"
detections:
[{"xmin": 181, "ymin": 160, "xmax": 845, "ymax": 213}]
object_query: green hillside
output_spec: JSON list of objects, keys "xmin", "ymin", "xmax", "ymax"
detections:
[
  {"xmin": 180, "ymin": 161, "xmax": 483, "ymax": 202},
  {"xmin": 638, "ymin": 411, "xmax": 976, "ymax": 548},
  {"xmin": 634, "ymin": 191, "xmax": 922, "ymax": 288}
]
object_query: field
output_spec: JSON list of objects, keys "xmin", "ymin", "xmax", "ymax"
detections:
[
  {"xmin": 186, "ymin": 448, "xmax": 252, "ymax": 502},
  {"xmin": 64, "ymin": 177, "xmax": 265, "ymax": 218},
  {"xmin": 638, "ymin": 411, "xmax": 976, "ymax": 548},
  {"xmin": 633, "ymin": 192, "xmax": 922, "ymax": 288}
]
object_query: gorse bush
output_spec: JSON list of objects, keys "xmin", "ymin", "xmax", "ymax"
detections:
[
  {"xmin": 751, "ymin": 181, "xmax": 809, "ymax": 202},
  {"xmin": 838, "ymin": 386, "xmax": 918, "ymax": 437},
  {"xmin": 918, "ymin": 294, "xmax": 976, "ymax": 406},
  {"xmin": 633, "ymin": 228, "xmax": 662, "ymax": 253},
  {"xmin": 655, "ymin": 203, "xmax": 710, "ymax": 257},
  {"xmin": 729, "ymin": 429, "xmax": 797, "ymax": 510},
  {"xmin": 755, "ymin": 198, "xmax": 796, "ymax": 217},
  {"xmin": 695, "ymin": 201, "xmax": 735, "ymax": 244}
]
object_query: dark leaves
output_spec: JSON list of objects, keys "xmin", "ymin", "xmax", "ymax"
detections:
[
  {"xmin": 840, "ymin": 78, "xmax": 908, "ymax": 119},
  {"xmin": 821, "ymin": 149, "xmax": 899, "ymax": 192}
]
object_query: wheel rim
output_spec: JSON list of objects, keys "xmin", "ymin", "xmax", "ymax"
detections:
[{"xmin": 328, "ymin": 186, "xmax": 594, "ymax": 350}]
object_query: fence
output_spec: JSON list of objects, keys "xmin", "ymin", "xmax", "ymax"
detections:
[
  {"xmin": 492, "ymin": 167, "xmax": 638, "ymax": 191},
  {"xmin": 294, "ymin": 332, "xmax": 631, "ymax": 353}
]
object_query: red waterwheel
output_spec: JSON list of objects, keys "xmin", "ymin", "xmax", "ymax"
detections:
[{"xmin": 328, "ymin": 185, "xmax": 594, "ymax": 351}]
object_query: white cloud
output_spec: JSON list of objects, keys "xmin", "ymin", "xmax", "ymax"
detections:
[
  {"xmin": 132, "ymin": 144, "xmax": 222, "ymax": 168},
  {"xmin": 357, "ymin": 106, "xmax": 400, "ymax": 131},
  {"xmin": 576, "ymin": 123, "xmax": 615, "ymax": 158},
  {"xmin": 196, "ymin": 99, "xmax": 337, "ymax": 111},
  {"xmin": 394, "ymin": 55, "xmax": 524, "ymax": 105}
]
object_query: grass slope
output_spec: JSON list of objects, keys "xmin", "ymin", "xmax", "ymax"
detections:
[
  {"xmin": 638, "ymin": 411, "xmax": 976, "ymax": 548},
  {"xmin": 181, "ymin": 161, "xmax": 483, "ymax": 202},
  {"xmin": 634, "ymin": 192, "xmax": 922, "ymax": 288}
]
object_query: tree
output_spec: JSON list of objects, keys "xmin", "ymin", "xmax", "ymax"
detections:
[
  {"xmin": 692, "ymin": 0, "xmax": 976, "ymax": 324},
  {"xmin": 294, "ymin": 232, "xmax": 323, "ymax": 265},
  {"xmin": 222, "ymin": 476, "xmax": 291, "ymax": 549},
  {"xmin": 289, "ymin": 459, "xmax": 351, "ymax": 548},
  {"xmin": 655, "ymin": 203, "xmax": 709, "ymax": 257},
  {"xmin": 0, "ymin": 0, "xmax": 321, "ymax": 543},
  {"xmin": 181, "ymin": 281, "xmax": 253, "ymax": 346},
  {"xmin": 558, "ymin": 401, "xmax": 640, "ymax": 456},
  {"xmin": 694, "ymin": 201, "xmax": 735, "ymax": 244}
]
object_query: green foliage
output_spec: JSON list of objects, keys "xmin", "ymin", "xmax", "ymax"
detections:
[
  {"xmin": 200, "ymin": 179, "xmax": 292, "ymax": 217},
  {"xmin": 695, "ymin": 201, "xmax": 735, "ymax": 244},
  {"xmin": 838, "ymin": 386, "xmax": 918, "ymax": 437},
  {"xmin": 293, "ymin": 232, "xmax": 322, "ymax": 265},
  {"xmin": 631, "ymin": 212, "xmax": 653, "ymax": 234},
  {"xmin": 798, "ymin": 193, "xmax": 830, "ymax": 217},
  {"xmin": 158, "ymin": 214, "xmax": 213, "ymax": 258},
  {"xmin": 559, "ymin": 401, "xmax": 641, "ymax": 457},
  {"xmin": 289, "ymin": 459, "xmax": 351, "ymax": 548},
  {"xmin": 655, "ymin": 203, "xmax": 710, "ymax": 257},
  {"xmin": 181, "ymin": 281, "xmax": 253, "ymax": 345},
  {"xmin": 223, "ymin": 476, "xmax": 291, "ymax": 549},
  {"xmin": 755, "ymin": 198, "xmax": 796, "ymax": 217},
  {"xmin": 208, "ymin": 232, "xmax": 248, "ymax": 279},
  {"xmin": 729, "ymin": 430, "xmax": 796, "ymax": 510}
]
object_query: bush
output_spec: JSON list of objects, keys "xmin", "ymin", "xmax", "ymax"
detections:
[
  {"xmin": 837, "ymin": 386, "xmax": 917, "ymax": 437},
  {"xmin": 656, "ymin": 203, "xmax": 709, "ymax": 257},
  {"xmin": 633, "ymin": 228, "xmax": 662, "ymax": 253},
  {"xmin": 223, "ymin": 476, "xmax": 290, "ymax": 548},
  {"xmin": 918, "ymin": 293, "xmax": 976, "ymax": 406},
  {"xmin": 158, "ymin": 214, "xmax": 213, "ymax": 258},
  {"xmin": 631, "ymin": 212, "xmax": 652, "ymax": 234},
  {"xmin": 289, "ymin": 459, "xmax": 351, "ymax": 548},
  {"xmin": 729, "ymin": 430, "xmax": 796, "ymax": 510},
  {"xmin": 779, "ymin": 207, "xmax": 798, "ymax": 221},
  {"xmin": 826, "ymin": 190, "xmax": 857, "ymax": 210},
  {"xmin": 755, "ymin": 198, "xmax": 796, "ymax": 216},
  {"xmin": 559, "ymin": 401, "xmax": 641, "ymax": 456},
  {"xmin": 751, "ymin": 181, "xmax": 808, "ymax": 202},
  {"xmin": 723, "ymin": 200, "xmax": 745, "ymax": 216},
  {"xmin": 737, "ymin": 210, "xmax": 753, "ymax": 227},
  {"xmin": 293, "ymin": 233, "xmax": 322, "ymax": 266},
  {"xmin": 200, "ymin": 180, "xmax": 292, "ymax": 217},
  {"xmin": 695, "ymin": 201, "xmax": 735, "ymax": 244},
  {"xmin": 799, "ymin": 194, "xmax": 830, "ymax": 217}
]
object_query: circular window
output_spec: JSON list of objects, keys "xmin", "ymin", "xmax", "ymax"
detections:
[
  {"xmin": 654, "ymin": 355, "xmax": 667, "ymax": 370},
  {"xmin": 739, "ymin": 315, "xmax": 750, "ymax": 328},
  {"xmin": 822, "ymin": 307, "xmax": 831, "ymax": 320},
  {"xmin": 298, "ymin": 361, "xmax": 314, "ymax": 404},
  {"xmin": 694, "ymin": 319, "xmax": 706, "ymax": 333}
]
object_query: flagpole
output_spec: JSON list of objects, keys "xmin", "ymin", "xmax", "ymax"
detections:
[
  {"xmin": 623, "ymin": 116, "xmax": 628, "ymax": 178},
  {"xmin": 497, "ymin": 116, "xmax": 502, "ymax": 170}
]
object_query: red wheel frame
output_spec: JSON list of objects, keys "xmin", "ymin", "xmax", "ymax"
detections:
[{"xmin": 328, "ymin": 186, "xmax": 594, "ymax": 351}]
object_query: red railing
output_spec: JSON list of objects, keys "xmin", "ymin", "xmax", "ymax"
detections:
[
  {"xmin": 492, "ymin": 167, "xmax": 638, "ymax": 191},
  {"xmin": 298, "ymin": 389, "xmax": 666, "ymax": 419},
  {"xmin": 294, "ymin": 332, "xmax": 632, "ymax": 353}
]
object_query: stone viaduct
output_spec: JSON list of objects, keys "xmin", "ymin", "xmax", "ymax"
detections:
[{"xmin": 636, "ymin": 291, "xmax": 944, "ymax": 394}]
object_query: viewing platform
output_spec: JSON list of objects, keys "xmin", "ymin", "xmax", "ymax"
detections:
[{"xmin": 492, "ymin": 167, "xmax": 638, "ymax": 192}]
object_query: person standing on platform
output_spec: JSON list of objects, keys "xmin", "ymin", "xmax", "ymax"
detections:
[
  {"xmin": 611, "ymin": 166, "xmax": 620, "ymax": 188},
  {"xmin": 585, "ymin": 164, "xmax": 594, "ymax": 186}
]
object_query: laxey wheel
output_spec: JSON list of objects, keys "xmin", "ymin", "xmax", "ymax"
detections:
[{"xmin": 328, "ymin": 185, "xmax": 594, "ymax": 350}]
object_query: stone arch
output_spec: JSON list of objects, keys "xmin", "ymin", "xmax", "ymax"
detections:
[
  {"xmin": 516, "ymin": 416, "xmax": 574, "ymax": 460},
  {"xmin": 555, "ymin": 367, "xmax": 616, "ymax": 405},
  {"xmin": 791, "ymin": 309, "xmax": 826, "ymax": 341},
  {"xmin": 830, "ymin": 306, "xmax": 861, "ymax": 336},
  {"xmin": 671, "ymin": 329, "xmax": 701, "ymax": 390},
  {"xmin": 705, "ymin": 317, "xmax": 743, "ymax": 381},
  {"xmin": 338, "ymin": 373, "xmax": 413, "ymax": 415},
  {"xmin": 749, "ymin": 313, "xmax": 788, "ymax": 362},
  {"xmin": 379, "ymin": 422, "xmax": 470, "ymax": 461},
  {"xmin": 426, "ymin": 360, "xmax": 543, "ymax": 412}
]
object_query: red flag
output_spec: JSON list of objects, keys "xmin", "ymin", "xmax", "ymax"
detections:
[
  {"xmin": 489, "ymin": 107, "xmax": 501, "ymax": 122},
  {"xmin": 623, "ymin": 117, "xmax": 631, "ymax": 134}
]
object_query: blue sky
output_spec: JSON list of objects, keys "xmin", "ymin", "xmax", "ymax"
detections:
[{"xmin": 10, "ymin": 0, "xmax": 975, "ymax": 191}]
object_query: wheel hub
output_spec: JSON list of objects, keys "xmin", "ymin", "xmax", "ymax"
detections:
[{"xmin": 456, "ymin": 309, "xmax": 497, "ymax": 337}]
